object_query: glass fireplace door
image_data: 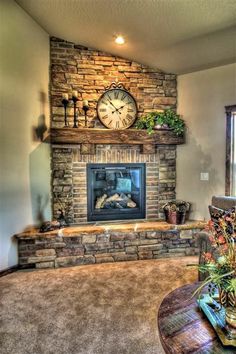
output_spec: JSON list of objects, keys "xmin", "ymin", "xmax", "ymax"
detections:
[{"xmin": 87, "ymin": 163, "xmax": 146, "ymax": 221}]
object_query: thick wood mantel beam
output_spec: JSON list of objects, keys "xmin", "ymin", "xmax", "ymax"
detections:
[
  {"xmin": 49, "ymin": 128, "xmax": 184, "ymax": 145},
  {"xmin": 45, "ymin": 128, "xmax": 184, "ymax": 154}
]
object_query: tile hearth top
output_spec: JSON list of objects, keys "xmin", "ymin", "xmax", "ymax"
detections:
[{"xmin": 15, "ymin": 220, "xmax": 207, "ymax": 239}]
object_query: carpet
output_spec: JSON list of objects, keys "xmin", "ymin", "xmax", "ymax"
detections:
[{"xmin": 0, "ymin": 256, "xmax": 198, "ymax": 354}]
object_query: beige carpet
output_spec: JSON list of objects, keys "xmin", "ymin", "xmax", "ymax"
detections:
[{"xmin": 0, "ymin": 257, "xmax": 198, "ymax": 354}]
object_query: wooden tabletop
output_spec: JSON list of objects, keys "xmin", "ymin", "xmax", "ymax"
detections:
[{"xmin": 158, "ymin": 283, "xmax": 235, "ymax": 353}]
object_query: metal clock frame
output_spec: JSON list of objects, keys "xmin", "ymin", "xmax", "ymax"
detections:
[{"xmin": 96, "ymin": 81, "xmax": 138, "ymax": 129}]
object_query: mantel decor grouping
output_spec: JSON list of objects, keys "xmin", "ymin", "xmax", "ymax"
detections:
[{"xmin": 61, "ymin": 91, "xmax": 89, "ymax": 128}]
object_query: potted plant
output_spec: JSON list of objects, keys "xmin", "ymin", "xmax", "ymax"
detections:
[
  {"xmin": 135, "ymin": 109, "xmax": 185, "ymax": 136},
  {"xmin": 163, "ymin": 200, "xmax": 190, "ymax": 224}
]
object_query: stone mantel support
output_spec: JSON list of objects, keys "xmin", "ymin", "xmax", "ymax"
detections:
[{"xmin": 45, "ymin": 128, "xmax": 184, "ymax": 154}]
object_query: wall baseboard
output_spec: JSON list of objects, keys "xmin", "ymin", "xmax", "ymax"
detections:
[{"xmin": 0, "ymin": 264, "xmax": 19, "ymax": 277}]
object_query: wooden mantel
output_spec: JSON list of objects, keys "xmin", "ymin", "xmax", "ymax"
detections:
[{"xmin": 45, "ymin": 128, "xmax": 185, "ymax": 154}]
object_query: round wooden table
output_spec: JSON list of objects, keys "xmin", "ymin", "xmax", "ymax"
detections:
[{"xmin": 158, "ymin": 283, "xmax": 236, "ymax": 353}]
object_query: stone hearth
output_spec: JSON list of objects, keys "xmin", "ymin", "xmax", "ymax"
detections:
[{"xmin": 16, "ymin": 221, "xmax": 206, "ymax": 269}]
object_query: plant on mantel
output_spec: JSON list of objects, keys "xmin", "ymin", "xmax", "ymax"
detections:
[{"xmin": 135, "ymin": 109, "xmax": 185, "ymax": 136}]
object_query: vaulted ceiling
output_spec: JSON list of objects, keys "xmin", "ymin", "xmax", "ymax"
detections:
[{"xmin": 16, "ymin": 0, "xmax": 236, "ymax": 74}]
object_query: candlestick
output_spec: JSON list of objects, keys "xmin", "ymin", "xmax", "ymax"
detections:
[
  {"xmin": 82, "ymin": 101, "xmax": 89, "ymax": 128},
  {"xmin": 72, "ymin": 96, "xmax": 78, "ymax": 128},
  {"xmin": 62, "ymin": 93, "xmax": 69, "ymax": 100},
  {"xmin": 83, "ymin": 99, "xmax": 89, "ymax": 107},
  {"xmin": 61, "ymin": 98, "xmax": 69, "ymax": 127},
  {"xmin": 72, "ymin": 90, "xmax": 78, "ymax": 98}
]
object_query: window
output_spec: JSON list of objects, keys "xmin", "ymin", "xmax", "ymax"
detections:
[{"xmin": 225, "ymin": 105, "xmax": 236, "ymax": 196}]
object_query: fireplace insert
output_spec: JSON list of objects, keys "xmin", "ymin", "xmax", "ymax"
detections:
[{"xmin": 87, "ymin": 163, "xmax": 146, "ymax": 221}]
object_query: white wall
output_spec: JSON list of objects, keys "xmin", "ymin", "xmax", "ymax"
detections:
[
  {"xmin": 177, "ymin": 63, "xmax": 236, "ymax": 220},
  {"xmin": 0, "ymin": 0, "xmax": 51, "ymax": 270}
]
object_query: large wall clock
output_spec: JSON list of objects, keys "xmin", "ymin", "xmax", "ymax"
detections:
[{"xmin": 97, "ymin": 82, "xmax": 138, "ymax": 129}]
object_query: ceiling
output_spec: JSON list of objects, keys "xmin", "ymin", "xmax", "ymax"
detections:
[{"xmin": 16, "ymin": 0, "xmax": 236, "ymax": 74}]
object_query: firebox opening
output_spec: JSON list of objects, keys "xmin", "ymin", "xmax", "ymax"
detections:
[{"xmin": 87, "ymin": 163, "xmax": 146, "ymax": 221}]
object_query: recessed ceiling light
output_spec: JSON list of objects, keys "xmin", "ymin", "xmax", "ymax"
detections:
[{"xmin": 115, "ymin": 35, "xmax": 125, "ymax": 45}]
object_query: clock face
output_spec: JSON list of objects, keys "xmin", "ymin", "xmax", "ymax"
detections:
[{"xmin": 97, "ymin": 88, "xmax": 137, "ymax": 129}]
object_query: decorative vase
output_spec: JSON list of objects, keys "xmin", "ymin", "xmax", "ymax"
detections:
[
  {"xmin": 218, "ymin": 287, "xmax": 228, "ymax": 307},
  {"xmin": 153, "ymin": 124, "xmax": 172, "ymax": 130},
  {"xmin": 164, "ymin": 210, "xmax": 186, "ymax": 224},
  {"xmin": 218, "ymin": 288, "xmax": 236, "ymax": 329},
  {"xmin": 225, "ymin": 307, "xmax": 236, "ymax": 329}
]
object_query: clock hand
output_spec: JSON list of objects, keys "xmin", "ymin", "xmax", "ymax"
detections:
[
  {"xmin": 108, "ymin": 100, "xmax": 119, "ymax": 111},
  {"xmin": 112, "ymin": 104, "xmax": 127, "ymax": 113},
  {"xmin": 116, "ymin": 105, "xmax": 125, "ymax": 111}
]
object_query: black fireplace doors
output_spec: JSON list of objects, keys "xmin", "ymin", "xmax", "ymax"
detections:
[{"xmin": 87, "ymin": 163, "xmax": 146, "ymax": 221}]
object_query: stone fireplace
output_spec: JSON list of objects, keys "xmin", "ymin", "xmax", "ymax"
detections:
[
  {"xmin": 15, "ymin": 38, "xmax": 203, "ymax": 270},
  {"xmin": 50, "ymin": 37, "xmax": 178, "ymax": 224}
]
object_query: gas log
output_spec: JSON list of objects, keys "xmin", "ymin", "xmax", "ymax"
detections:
[{"xmin": 95, "ymin": 193, "xmax": 137, "ymax": 209}]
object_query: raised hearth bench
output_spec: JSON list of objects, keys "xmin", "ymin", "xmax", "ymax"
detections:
[{"xmin": 15, "ymin": 220, "xmax": 206, "ymax": 269}]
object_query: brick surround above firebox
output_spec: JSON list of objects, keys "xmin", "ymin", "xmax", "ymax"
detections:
[{"xmin": 52, "ymin": 144, "xmax": 176, "ymax": 224}]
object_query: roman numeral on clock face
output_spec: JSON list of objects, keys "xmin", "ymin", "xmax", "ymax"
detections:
[
  {"xmin": 127, "ymin": 108, "xmax": 134, "ymax": 113},
  {"xmin": 101, "ymin": 100, "xmax": 108, "ymax": 105},
  {"xmin": 114, "ymin": 91, "xmax": 119, "ymax": 99},
  {"xmin": 102, "ymin": 114, "xmax": 108, "ymax": 120},
  {"xmin": 121, "ymin": 93, "xmax": 126, "ymax": 101},
  {"xmin": 122, "ymin": 118, "xmax": 129, "ymax": 126},
  {"xmin": 115, "ymin": 121, "xmax": 120, "ymax": 129},
  {"xmin": 126, "ymin": 114, "xmax": 133, "ymax": 121},
  {"xmin": 99, "ymin": 108, "xmax": 107, "ymax": 113}
]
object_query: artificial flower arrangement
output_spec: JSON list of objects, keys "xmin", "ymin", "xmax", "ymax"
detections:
[
  {"xmin": 194, "ymin": 208, "xmax": 236, "ymax": 298},
  {"xmin": 193, "ymin": 207, "xmax": 236, "ymax": 329}
]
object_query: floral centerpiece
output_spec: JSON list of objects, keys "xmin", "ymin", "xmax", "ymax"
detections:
[{"xmin": 193, "ymin": 208, "xmax": 236, "ymax": 328}]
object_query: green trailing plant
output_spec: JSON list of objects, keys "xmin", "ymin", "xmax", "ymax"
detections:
[{"xmin": 135, "ymin": 109, "xmax": 185, "ymax": 136}]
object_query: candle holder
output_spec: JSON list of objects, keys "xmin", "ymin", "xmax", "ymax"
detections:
[
  {"xmin": 72, "ymin": 96, "xmax": 79, "ymax": 128},
  {"xmin": 62, "ymin": 98, "xmax": 69, "ymax": 127},
  {"xmin": 82, "ymin": 103, "xmax": 89, "ymax": 128}
]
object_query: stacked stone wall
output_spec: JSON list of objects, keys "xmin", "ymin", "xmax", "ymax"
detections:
[
  {"xmin": 50, "ymin": 37, "xmax": 177, "ymax": 128},
  {"xmin": 18, "ymin": 228, "xmax": 200, "ymax": 269}
]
